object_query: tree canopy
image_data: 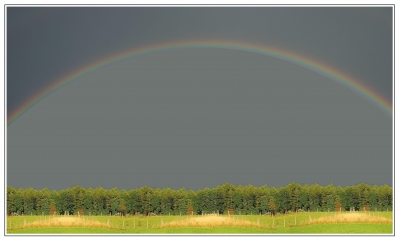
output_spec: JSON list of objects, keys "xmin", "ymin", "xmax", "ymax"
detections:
[{"xmin": 6, "ymin": 183, "xmax": 392, "ymax": 216}]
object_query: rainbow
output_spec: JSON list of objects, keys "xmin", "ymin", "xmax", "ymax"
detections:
[{"xmin": 7, "ymin": 40, "xmax": 392, "ymax": 125}]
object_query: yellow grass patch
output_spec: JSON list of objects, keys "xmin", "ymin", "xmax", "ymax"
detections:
[
  {"xmin": 17, "ymin": 216, "xmax": 119, "ymax": 230},
  {"xmin": 308, "ymin": 212, "xmax": 392, "ymax": 225},
  {"xmin": 160, "ymin": 214, "xmax": 264, "ymax": 228}
]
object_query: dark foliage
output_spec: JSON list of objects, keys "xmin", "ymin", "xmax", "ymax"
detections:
[{"xmin": 6, "ymin": 183, "xmax": 392, "ymax": 216}]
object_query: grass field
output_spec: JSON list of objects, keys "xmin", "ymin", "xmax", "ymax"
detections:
[{"xmin": 6, "ymin": 211, "xmax": 393, "ymax": 234}]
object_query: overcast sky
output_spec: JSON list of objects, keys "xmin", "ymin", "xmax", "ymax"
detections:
[{"xmin": 6, "ymin": 6, "xmax": 393, "ymax": 191}]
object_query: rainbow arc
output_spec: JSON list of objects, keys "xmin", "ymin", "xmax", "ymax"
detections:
[{"xmin": 7, "ymin": 40, "xmax": 392, "ymax": 126}]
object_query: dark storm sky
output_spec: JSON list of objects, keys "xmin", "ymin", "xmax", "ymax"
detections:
[{"xmin": 6, "ymin": 6, "xmax": 393, "ymax": 190}]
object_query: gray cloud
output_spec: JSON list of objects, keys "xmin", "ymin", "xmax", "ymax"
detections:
[{"xmin": 7, "ymin": 48, "xmax": 392, "ymax": 190}]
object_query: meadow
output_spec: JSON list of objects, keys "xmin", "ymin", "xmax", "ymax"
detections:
[{"xmin": 6, "ymin": 211, "xmax": 393, "ymax": 234}]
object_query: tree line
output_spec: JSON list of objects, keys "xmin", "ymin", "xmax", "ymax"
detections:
[{"xmin": 6, "ymin": 183, "xmax": 392, "ymax": 216}]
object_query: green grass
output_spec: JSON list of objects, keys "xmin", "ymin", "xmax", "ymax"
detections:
[
  {"xmin": 7, "ymin": 227, "xmax": 123, "ymax": 234},
  {"xmin": 276, "ymin": 224, "xmax": 392, "ymax": 234},
  {"xmin": 7, "ymin": 224, "xmax": 392, "ymax": 234},
  {"xmin": 6, "ymin": 212, "xmax": 393, "ymax": 234}
]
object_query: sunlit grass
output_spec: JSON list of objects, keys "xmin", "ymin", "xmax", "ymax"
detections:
[
  {"xmin": 304, "ymin": 212, "xmax": 392, "ymax": 225},
  {"xmin": 9, "ymin": 216, "xmax": 120, "ymax": 230},
  {"xmin": 160, "ymin": 214, "xmax": 265, "ymax": 229},
  {"xmin": 6, "ymin": 212, "xmax": 393, "ymax": 234}
]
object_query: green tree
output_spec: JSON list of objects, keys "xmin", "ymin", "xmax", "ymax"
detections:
[
  {"xmin": 299, "ymin": 184, "xmax": 309, "ymax": 211},
  {"xmin": 160, "ymin": 187, "xmax": 174, "ymax": 215},
  {"xmin": 23, "ymin": 187, "xmax": 37, "ymax": 215},
  {"xmin": 150, "ymin": 188, "xmax": 161, "ymax": 215},
  {"xmin": 232, "ymin": 186, "xmax": 244, "ymax": 214},
  {"xmin": 260, "ymin": 195, "xmax": 269, "ymax": 214},
  {"xmin": 138, "ymin": 186, "xmax": 152, "ymax": 215},
  {"xmin": 242, "ymin": 184, "xmax": 257, "ymax": 214},
  {"xmin": 308, "ymin": 184, "xmax": 322, "ymax": 211},
  {"xmin": 83, "ymin": 188, "xmax": 94, "ymax": 215},
  {"xmin": 378, "ymin": 184, "xmax": 392, "ymax": 211},
  {"xmin": 125, "ymin": 189, "xmax": 141, "ymax": 215},
  {"xmin": 7, "ymin": 186, "xmax": 16, "ymax": 215},
  {"xmin": 275, "ymin": 186, "xmax": 290, "ymax": 213},
  {"xmin": 72, "ymin": 186, "xmax": 85, "ymax": 214},
  {"xmin": 324, "ymin": 184, "xmax": 336, "ymax": 212},
  {"xmin": 91, "ymin": 187, "xmax": 107, "ymax": 215},
  {"xmin": 286, "ymin": 182, "xmax": 301, "ymax": 212},
  {"xmin": 368, "ymin": 185, "xmax": 379, "ymax": 211},
  {"xmin": 356, "ymin": 183, "xmax": 370, "ymax": 211}
]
